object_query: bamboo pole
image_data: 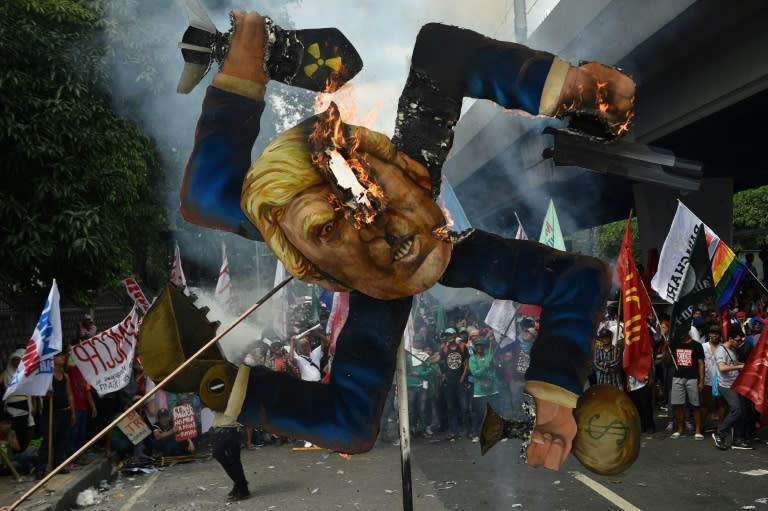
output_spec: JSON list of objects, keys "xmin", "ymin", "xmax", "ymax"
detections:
[
  {"xmin": 46, "ymin": 394, "xmax": 53, "ymax": 473},
  {"xmin": 7, "ymin": 277, "xmax": 293, "ymax": 511}
]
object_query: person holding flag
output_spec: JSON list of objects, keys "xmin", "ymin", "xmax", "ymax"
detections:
[
  {"xmin": 614, "ymin": 212, "xmax": 654, "ymax": 433},
  {"xmin": 34, "ymin": 349, "xmax": 75, "ymax": 479}
]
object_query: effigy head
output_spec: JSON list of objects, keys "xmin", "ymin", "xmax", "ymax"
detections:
[{"xmin": 241, "ymin": 104, "xmax": 452, "ymax": 300}]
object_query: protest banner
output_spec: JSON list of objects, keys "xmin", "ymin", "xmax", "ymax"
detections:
[
  {"xmin": 172, "ymin": 404, "xmax": 197, "ymax": 441},
  {"xmin": 71, "ymin": 308, "xmax": 139, "ymax": 396},
  {"xmin": 117, "ymin": 410, "xmax": 152, "ymax": 445},
  {"xmin": 123, "ymin": 278, "xmax": 151, "ymax": 315}
]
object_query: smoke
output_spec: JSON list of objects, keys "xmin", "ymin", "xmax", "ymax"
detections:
[{"xmin": 188, "ymin": 287, "xmax": 266, "ymax": 364}]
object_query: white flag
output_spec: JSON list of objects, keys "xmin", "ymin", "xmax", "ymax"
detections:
[
  {"xmin": 4, "ymin": 281, "xmax": 62, "ymax": 399},
  {"xmin": 272, "ymin": 260, "xmax": 289, "ymax": 338},
  {"xmin": 485, "ymin": 213, "xmax": 527, "ymax": 339},
  {"xmin": 215, "ymin": 244, "xmax": 232, "ymax": 306},
  {"xmin": 650, "ymin": 201, "xmax": 708, "ymax": 304},
  {"xmin": 538, "ymin": 199, "xmax": 566, "ymax": 250},
  {"xmin": 170, "ymin": 241, "xmax": 187, "ymax": 288},
  {"xmin": 514, "ymin": 211, "xmax": 528, "ymax": 241}
]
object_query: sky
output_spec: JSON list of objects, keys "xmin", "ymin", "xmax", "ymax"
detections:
[{"xmin": 282, "ymin": 0, "xmax": 519, "ymax": 134}]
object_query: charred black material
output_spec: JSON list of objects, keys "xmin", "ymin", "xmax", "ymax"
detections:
[{"xmin": 392, "ymin": 70, "xmax": 461, "ymax": 199}]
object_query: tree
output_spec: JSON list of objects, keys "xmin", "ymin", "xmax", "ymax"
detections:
[
  {"xmin": 0, "ymin": 0, "xmax": 168, "ymax": 303},
  {"xmin": 97, "ymin": 0, "xmax": 314, "ymax": 301}
]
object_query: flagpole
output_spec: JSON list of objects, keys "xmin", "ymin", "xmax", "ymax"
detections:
[
  {"xmin": 46, "ymin": 394, "xmax": 53, "ymax": 473},
  {"xmin": 395, "ymin": 338, "xmax": 413, "ymax": 511},
  {"xmin": 637, "ymin": 277, "xmax": 678, "ymax": 372},
  {"xmin": 7, "ymin": 277, "xmax": 293, "ymax": 511}
]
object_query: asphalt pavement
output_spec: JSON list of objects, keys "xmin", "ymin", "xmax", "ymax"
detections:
[{"xmin": 4, "ymin": 420, "xmax": 768, "ymax": 510}]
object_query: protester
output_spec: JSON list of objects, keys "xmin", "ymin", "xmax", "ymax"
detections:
[
  {"xmin": 35, "ymin": 350, "xmax": 75, "ymax": 479},
  {"xmin": 2, "ymin": 348, "xmax": 32, "ymax": 451},
  {"xmin": 152, "ymin": 408, "xmax": 195, "ymax": 456},
  {"xmin": 494, "ymin": 319, "xmax": 535, "ymax": 420},
  {"xmin": 105, "ymin": 397, "xmax": 144, "ymax": 460},
  {"xmin": 701, "ymin": 326, "xmax": 726, "ymax": 431},
  {"xmin": 468, "ymin": 336, "xmax": 499, "ymax": 443},
  {"xmin": 77, "ymin": 314, "xmax": 97, "ymax": 340},
  {"xmin": 712, "ymin": 334, "xmax": 749, "ymax": 450},
  {"xmin": 406, "ymin": 335, "xmax": 433, "ymax": 438},
  {"xmin": 669, "ymin": 332, "xmax": 704, "ymax": 440},
  {"xmin": 437, "ymin": 328, "xmax": 469, "ymax": 442},
  {"xmin": 66, "ymin": 348, "xmax": 97, "ymax": 458},
  {"xmin": 593, "ymin": 329, "xmax": 624, "ymax": 390},
  {"xmin": 211, "ymin": 412, "xmax": 250, "ymax": 502},
  {"xmin": 0, "ymin": 412, "xmax": 34, "ymax": 476}
]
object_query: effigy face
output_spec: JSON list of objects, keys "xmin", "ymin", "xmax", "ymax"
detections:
[{"xmin": 277, "ymin": 149, "xmax": 453, "ymax": 300}]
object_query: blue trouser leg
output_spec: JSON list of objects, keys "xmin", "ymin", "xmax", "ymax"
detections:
[
  {"xmin": 441, "ymin": 230, "xmax": 610, "ymax": 395},
  {"xmin": 717, "ymin": 386, "xmax": 745, "ymax": 442},
  {"xmin": 472, "ymin": 394, "xmax": 501, "ymax": 434},
  {"xmin": 393, "ymin": 23, "xmax": 555, "ymax": 195},
  {"xmin": 240, "ymin": 292, "xmax": 412, "ymax": 453},
  {"xmin": 444, "ymin": 380, "xmax": 464, "ymax": 436}
]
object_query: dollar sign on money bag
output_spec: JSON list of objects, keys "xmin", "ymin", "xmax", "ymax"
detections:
[{"xmin": 572, "ymin": 384, "xmax": 641, "ymax": 475}]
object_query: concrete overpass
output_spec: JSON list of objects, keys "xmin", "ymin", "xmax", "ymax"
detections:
[{"xmin": 444, "ymin": 0, "xmax": 768, "ymax": 257}]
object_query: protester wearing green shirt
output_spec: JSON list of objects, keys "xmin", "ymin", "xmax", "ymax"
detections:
[
  {"xmin": 468, "ymin": 337, "xmax": 500, "ymax": 442},
  {"xmin": 406, "ymin": 336, "xmax": 435, "ymax": 438}
]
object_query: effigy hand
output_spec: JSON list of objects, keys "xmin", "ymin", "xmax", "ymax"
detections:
[
  {"xmin": 526, "ymin": 398, "xmax": 577, "ymax": 471},
  {"xmin": 557, "ymin": 62, "xmax": 636, "ymax": 137},
  {"xmin": 220, "ymin": 10, "xmax": 269, "ymax": 85}
]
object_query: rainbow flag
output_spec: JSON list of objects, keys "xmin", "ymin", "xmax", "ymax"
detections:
[
  {"xmin": 706, "ymin": 230, "xmax": 747, "ymax": 309},
  {"xmin": 652, "ymin": 201, "xmax": 746, "ymax": 309}
]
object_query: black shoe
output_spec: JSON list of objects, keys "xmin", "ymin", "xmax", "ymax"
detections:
[
  {"xmin": 732, "ymin": 440, "xmax": 755, "ymax": 450},
  {"xmin": 227, "ymin": 488, "xmax": 251, "ymax": 502},
  {"xmin": 712, "ymin": 433, "xmax": 728, "ymax": 451}
]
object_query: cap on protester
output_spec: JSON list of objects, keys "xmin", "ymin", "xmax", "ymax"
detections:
[
  {"xmin": 443, "ymin": 327, "xmax": 457, "ymax": 335},
  {"xmin": 597, "ymin": 328, "xmax": 613, "ymax": 338},
  {"xmin": 736, "ymin": 311, "xmax": 747, "ymax": 319},
  {"xmin": 158, "ymin": 408, "xmax": 171, "ymax": 418}
]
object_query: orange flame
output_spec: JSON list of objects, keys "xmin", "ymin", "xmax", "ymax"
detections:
[
  {"xmin": 309, "ymin": 103, "xmax": 386, "ymax": 229},
  {"xmin": 555, "ymin": 79, "xmax": 634, "ymax": 137}
]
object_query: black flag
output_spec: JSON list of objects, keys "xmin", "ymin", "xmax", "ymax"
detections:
[{"xmin": 669, "ymin": 224, "xmax": 715, "ymax": 343}]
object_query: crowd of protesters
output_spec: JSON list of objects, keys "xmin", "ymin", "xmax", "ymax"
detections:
[
  {"xmin": 1, "ymin": 267, "xmax": 766, "ymax": 483},
  {"xmin": 0, "ymin": 315, "xmax": 202, "ymax": 480}
]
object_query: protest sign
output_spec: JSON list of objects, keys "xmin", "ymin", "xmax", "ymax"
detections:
[
  {"xmin": 117, "ymin": 410, "xmax": 151, "ymax": 445},
  {"xmin": 172, "ymin": 404, "xmax": 197, "ymax": 441}
]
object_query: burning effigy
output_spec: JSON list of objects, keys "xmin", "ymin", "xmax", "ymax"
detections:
[{"xmin": 170, "ymin": 0, "xmax": 639, "ymax": 478}]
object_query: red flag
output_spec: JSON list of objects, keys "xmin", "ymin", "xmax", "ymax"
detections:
[
  {"xmin": 321, "ymin": 292, "xmax": 349, "ymax": 384},
  {"xmin": 616, "ymin": 213, "xmax": 653, "ymax": 380},
  {"xmin": 733, "ymin": 327, "xmax": 768, "ymax": 415}
]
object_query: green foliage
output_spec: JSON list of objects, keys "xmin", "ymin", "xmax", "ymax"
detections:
[
  {"xmin": 733, "ymin": 185, "xmax": 768, "ymax": 228},
  {"xmin": 0, "ymin": 0, "xmax": 168, "ymax": 303}
]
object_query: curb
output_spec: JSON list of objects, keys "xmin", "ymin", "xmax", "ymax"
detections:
[{"xmin": 17, "ymin": 458, "xmax": 113, "ymax": 511}]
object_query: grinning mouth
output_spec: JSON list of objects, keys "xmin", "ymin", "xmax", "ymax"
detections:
[{"xmin": 393, "ymin": 236, "xmax": 415, "ymax": 262}]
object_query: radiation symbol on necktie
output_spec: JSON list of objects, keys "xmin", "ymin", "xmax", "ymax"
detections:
[{"xmin": 303, "ymin": 42, "xmax": 343, "ymax": 78}]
